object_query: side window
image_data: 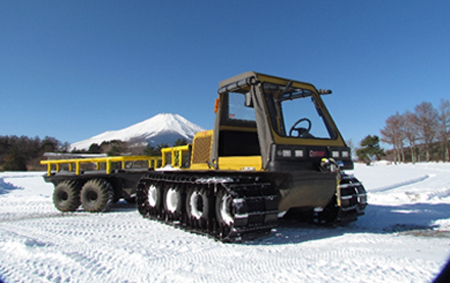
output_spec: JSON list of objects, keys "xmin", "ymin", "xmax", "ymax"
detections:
[{"xmin": 228, "ymin": 92, "xmax": 256, "ymax": 122}]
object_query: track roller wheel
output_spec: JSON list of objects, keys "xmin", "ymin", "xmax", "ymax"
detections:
[
  {"xmin": 186, "ymin": 187, "xmax": 210, "ymax": 228},
  {"xmin": 215, "ymin": 188, "xmax": 235, "ymax": 239},
  {"xmin": 163, "ymin": 185, "xmax": 183, "ymax": 220},
  {"xmin": 80, "ymin": 179, "xmax": 114, "ymax": 212},
  {"xmin": 53, "ymin": 180, "xmax": 81, "ymax": 212},
  {"xmin": 148, "ymin": 184, "xmax": 162, "ymax": 208},
  {"xmin": 137, "ymin": 180, "xmax": 164, "ymax": 218}
]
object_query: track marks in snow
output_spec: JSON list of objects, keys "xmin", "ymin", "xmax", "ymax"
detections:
[
  {"xmin": 0, "ymin": 205, "xmax": 446, "ymax": 283},
  {"xmin": 370, "ymin": 174, "xmax": 429, "ymax": 192},
  {"xmin": 1, "ymin": 214, "xmax": 149, "ymax": 282},
  {"xmin": 2, "ymin": 164, "xmax": 450, "ymax": 282}
]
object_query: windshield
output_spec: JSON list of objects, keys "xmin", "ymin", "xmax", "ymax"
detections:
[{"xmin": 263, "ymin": 82, "xmax": 335, "ymax": 139}]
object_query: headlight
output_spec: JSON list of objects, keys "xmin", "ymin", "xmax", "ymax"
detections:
[
  {"xmin": 277, "ymin": 149, "xmax": 292, "ymax": 157},
  {"xmin": 332, "ymin": 151, "xmax": 340, "ymax": 158},
  {"xmin": 294, "ymin": 150, "xmax": 304, "ymax": 157},
  {"xmin": 282, "ymin": 149, "xmax": 292, "ymax": 157},
  {"xmin": 276, "ymin": 148, "xmax": 305, "ymax": 158}
]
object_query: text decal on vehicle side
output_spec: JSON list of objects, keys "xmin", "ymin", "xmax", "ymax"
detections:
[{"xmin": 309, "ymin": 150, "xmax": 325, "ymax": 158}]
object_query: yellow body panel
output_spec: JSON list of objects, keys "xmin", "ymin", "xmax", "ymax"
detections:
[
  {"xmin": 189, "ymin": 163, "xmax": 211, "ymax": 170},
  {"xmin": 190, "ymin": 130, "xmax": 214, "ymax": 167},
  {"xmin": 218, "ymin": 156, "xmax": 263, "ymax": 171}
]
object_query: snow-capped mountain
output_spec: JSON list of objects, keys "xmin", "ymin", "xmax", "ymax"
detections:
[{"xmin": 71, "ymin": 113, "xmax": 206, "ymax": 150}]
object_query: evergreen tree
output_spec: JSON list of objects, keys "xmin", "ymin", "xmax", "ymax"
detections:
[
  {"xmin": 356, "ymin": 135, "xmax": 385, "ymax": 165},
  {"xmin": 143, "ymin": 144, "xmax": 158, "ymax": 156},
  {"xmin": 88, "ymin": 143, "xmax": 102, "ymax": 153},
  {"xmin": 174, "ymin": 138, "xmax": 189, "ymax": 146},
  {"xmin": 105, "ymin": 140, "xmax": 127, "ymax": 156},
  {"xmin": 40, "ymin": 136, "xmax": 60, "ymax": 153},
  {"xmin": 3, "ymin": 147, "xmax": 27, "ymax": 171}
]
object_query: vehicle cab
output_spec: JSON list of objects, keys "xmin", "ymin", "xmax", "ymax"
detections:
[{"xmin": 207, "ymin": 71, "xmax": 353, "ymax": 173}]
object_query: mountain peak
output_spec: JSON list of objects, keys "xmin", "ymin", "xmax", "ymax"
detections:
[{"xmin": 71, "ymin": 113, "xmax": 205, "ymax": 150}]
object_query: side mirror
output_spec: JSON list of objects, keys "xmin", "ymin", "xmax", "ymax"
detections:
[{"xmin": 244, "ymin": 92, "xmax": 253, "ymax": 108}]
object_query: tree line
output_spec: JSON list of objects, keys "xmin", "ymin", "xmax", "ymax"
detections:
[
  {"xmin": 379, "ymin": 99, "xmax": 450, "ymax": 163},
  {"xmin": 0, "ymin": 135, "xmax": 67, "ymax": 171},
  {"xmin": 1, "ymin": 135, "xmax": 189, "ymax": 172}
]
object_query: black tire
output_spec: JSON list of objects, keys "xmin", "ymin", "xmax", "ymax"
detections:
[
  {"xmin": 186, "ymin": 188, "xmax": 209, "ymax": 221},
  {"xmin": 53, "ymin": 180, "xmax": 81, "ymax": 212},
  {"xmin": 80, "ymin": 179, "xmax": 114, "ymax": 212}
]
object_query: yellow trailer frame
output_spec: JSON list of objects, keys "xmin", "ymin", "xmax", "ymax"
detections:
[
  {"xmin": 40, "ymin": 155, "xmax": 160, "ymax": 176},
  {"xmin": 40, "ymin": 145, "xmax": 192, "ymax": 176}
]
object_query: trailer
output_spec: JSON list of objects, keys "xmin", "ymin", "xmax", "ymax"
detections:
[{"xmin": 41, "ymin": 145, "xmax": 190, "ymax": 212}]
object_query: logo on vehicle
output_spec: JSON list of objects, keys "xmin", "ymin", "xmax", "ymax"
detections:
[{"xmin": 309, "ymin": 150, "xmax": 325, "ymax": 158}]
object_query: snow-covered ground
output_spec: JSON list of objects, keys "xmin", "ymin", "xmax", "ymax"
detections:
[{"xmin": 1, "ymin": 163, "xmax": 450, "ymax": 283}]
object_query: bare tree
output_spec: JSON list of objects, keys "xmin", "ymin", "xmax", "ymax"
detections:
[
  {"xmin": 345, "ymin": 139, "xmax": 357, "ymax": 161},
  {"xmin": 403, "ymin": 111, "xmax": 419, "ymax": 163},
  {"xmin": 438, "ymin": 98, "xmax": 450, "ymax": 162},
  {"xmin": 380, "ymin": 112, "xmax": 404, "ymax": 163},
  {"xmin": 414, "ymin": 102, "xmax": 438, "ymax": 162}
]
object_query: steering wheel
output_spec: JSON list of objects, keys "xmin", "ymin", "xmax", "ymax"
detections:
[{"xmin": 289, "ymin": 118, "xmax": 312, "ymax": 137}]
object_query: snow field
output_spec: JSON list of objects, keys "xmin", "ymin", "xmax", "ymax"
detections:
[{"xmin": 1, "ymin": 163, "xmax": 450, "ymax": 282}]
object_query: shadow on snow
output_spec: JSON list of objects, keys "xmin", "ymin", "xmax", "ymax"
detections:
[
  {"xmin": 0, "ymin": 178, "xmax": 23, "ymax": 195},
  {"xmin": 249, "ymin": 202, "xmax": 450, "ymax": 246}
]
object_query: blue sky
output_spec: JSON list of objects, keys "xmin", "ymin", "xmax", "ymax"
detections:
[{"xmin": 1, "ymin": 1, "xmax": 449, "ymax": 148}]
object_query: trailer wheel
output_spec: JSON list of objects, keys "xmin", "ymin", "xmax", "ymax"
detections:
[
  {"xmin": 53, "ymin": 180, "xmax": 81, "ymax": 212},
  {"xmin": 80, "ymin": 179, "xmax": 114, "ymax": 212},
  {"xmin": 186, "ymin": 189, "xmax": 209, "ymax": 220}
]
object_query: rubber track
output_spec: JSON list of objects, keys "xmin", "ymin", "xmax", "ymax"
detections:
[
  {"xmin": 137, "ymin": 172, "xmax": 279, "ymax": 243},
  {"xmin": 339, "ymin": 174, "xmax": 368, "ymax": 217},
  {"xmin": 313, "ymin": 174, "xmax": 368, "ymax": 225}
]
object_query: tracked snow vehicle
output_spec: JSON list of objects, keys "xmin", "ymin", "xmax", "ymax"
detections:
[
  {"xmin": 136, "ymin": 71, "xmax": 367, "ymax": 242},
  {"xmin": 41, "ymin": 72, "xmax": 367, "ymax": 242}
]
